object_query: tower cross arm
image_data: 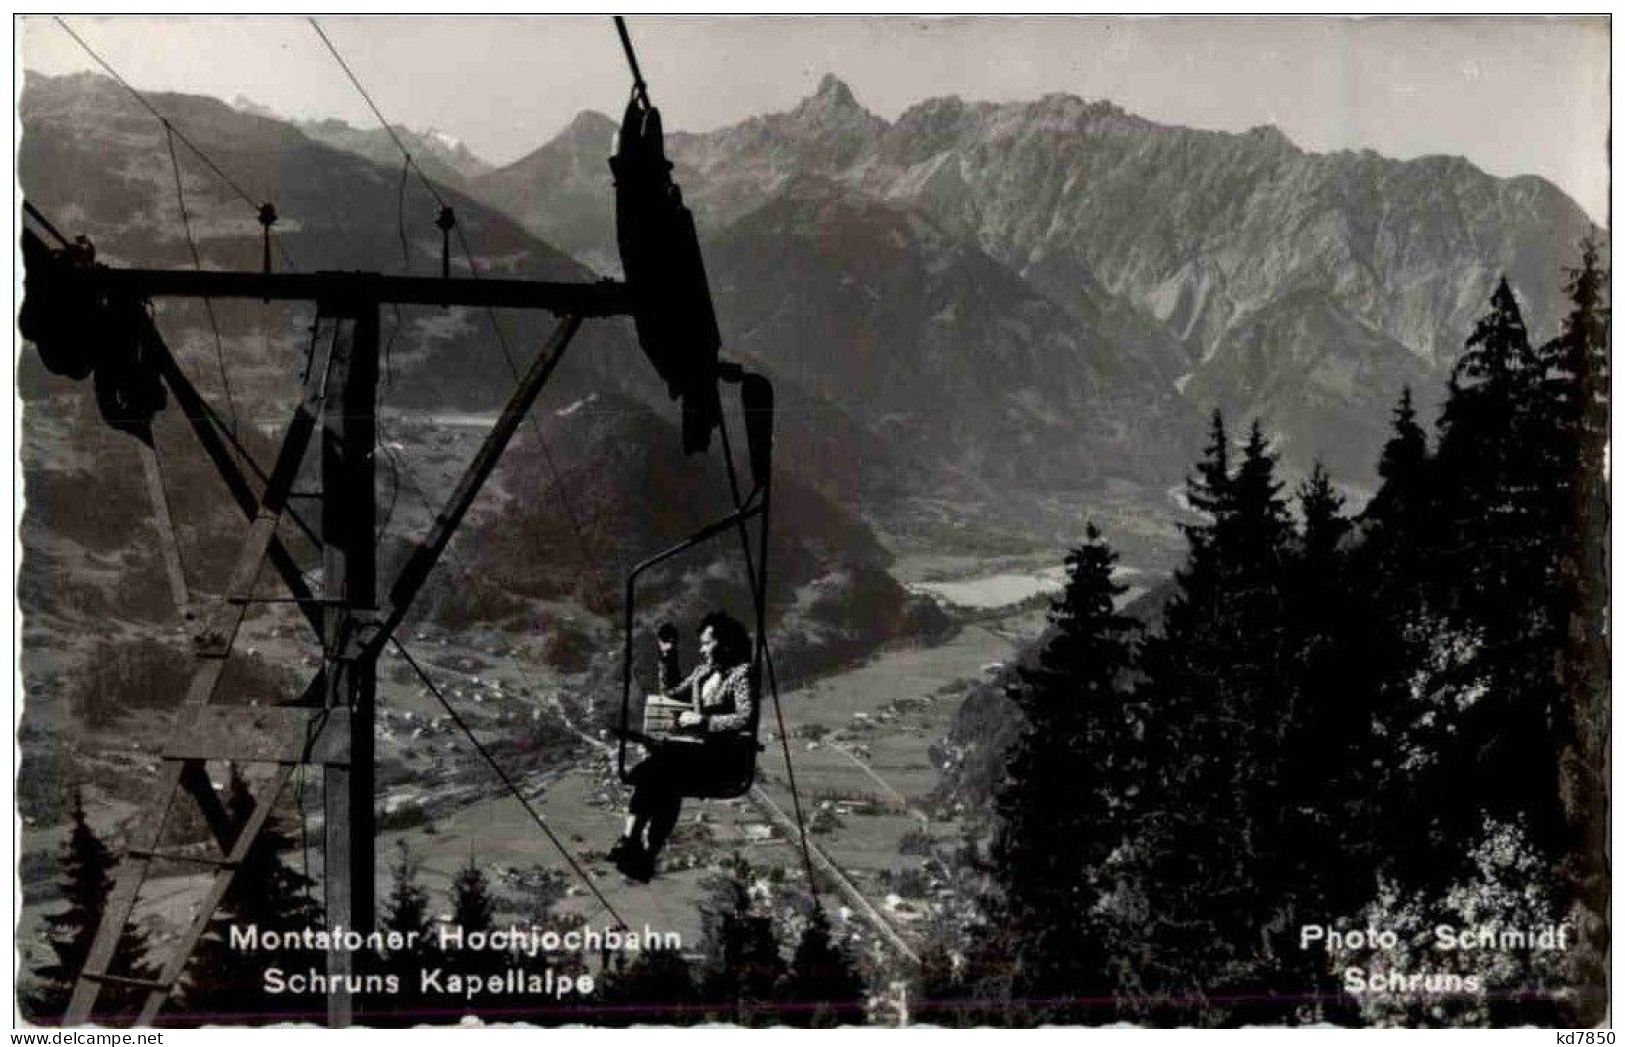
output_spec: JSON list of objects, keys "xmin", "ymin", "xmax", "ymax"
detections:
[{"xmin": 62, "ymin": 264, "xmax": 634, "ymax": 315}]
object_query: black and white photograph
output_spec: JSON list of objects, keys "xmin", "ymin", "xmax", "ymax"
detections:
[{"xmin": 10, "ymin": 13, "xmax": 1612, "ymax": 1029}]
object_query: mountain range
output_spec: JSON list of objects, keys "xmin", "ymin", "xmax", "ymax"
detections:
[
  {"xmin": 231, "ymin": 95, "xmax": 495, "ymax": 188},
  {"xmin": 470, "ymin": 73, "xmax": 1604, "ymax": 499},
  {"xmin": 17, "ymin": 67, "xmax": 1609, "ymax": 615}
]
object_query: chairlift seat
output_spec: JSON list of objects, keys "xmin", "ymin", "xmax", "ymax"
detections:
[{"xmin": 620, "ymin": 722, "xmax": 758, "ymax": 801}]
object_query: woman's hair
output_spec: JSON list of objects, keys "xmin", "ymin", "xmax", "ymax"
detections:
[{"xmin": 699, "ymin": 610, "xmax": 751, "ymax": 668}]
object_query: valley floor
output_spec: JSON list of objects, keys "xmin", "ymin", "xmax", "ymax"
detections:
[{"xmin": 17, "ymin": 575, "xmax": 1059, "ymax": 1016}]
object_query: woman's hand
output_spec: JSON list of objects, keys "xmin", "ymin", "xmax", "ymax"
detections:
[{"xmin": 676, "ymin": 711, "xmax": 704, "ymax": 729}]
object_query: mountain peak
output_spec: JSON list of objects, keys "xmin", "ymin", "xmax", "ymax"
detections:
[
  {"xmin": 775, "ymin": 72, "xmax": 885, "ymax": 162},
  {"xmin": 560, "ymin": 109, "xmax": 617, "ymax": 144},
  {"xmin": 815, "ymin": 73, "xmax": 858, "ymax": 107},
  {"xmin": 793, "ymin": 73, "xmax": 871, "ymax": 120}
]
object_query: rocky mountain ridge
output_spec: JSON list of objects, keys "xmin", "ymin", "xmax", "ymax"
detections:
[
  {"xmin": 472, "ymin": 74, "xmax": 1603, "ymax": 488},
  {"xmin": 232, "ymin": 93, "xmax": 495, "ymax": 188}
]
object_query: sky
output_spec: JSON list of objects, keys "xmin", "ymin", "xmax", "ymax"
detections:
[{"xmin": 17, "ymin": 14, "xmax": 1612, "ymax": 224}]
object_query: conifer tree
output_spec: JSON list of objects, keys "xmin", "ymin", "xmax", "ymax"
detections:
[
  {"xmin": 1532, "ymin": 241, "xmax": 1610, "ymax": 1025},
  {"xmin": 1431, "ymin": 278, "xmax": 1570, "ymax": 868},
  {"xmin": 1352, "ymin": 387, "xmax": 1457, "ymax": 883},
  {"xmin": 442, "ymin": 858, "xmax": 506, "ymax": 1022},
  {"xmin": 1362, "ymin": 388, "xmax": 1433, "ymax": 590},
  {"xmin": 503, "ymin": 866, "xmax": 588, "ymax": 1027},
  {"xmin": 696, "ymin": 854, "xmax": 786, "ymax": 1025},
  {"xmin": 1534, "ymin": 241, "xmax": 1610, "ymax": 826},
  {"xmin": 1132, "ymin": 415, "xmax": 1299, "ymax": 1023},
  {"xmin": 598, "ymin": 949, "xmax": 701, "ymax": 1026},
  {"xmin": 450, "ymin": 859, "xmax": 496, "ymax": 935},
  {"xmin": 1273, "ymin": 463, "xmax": 1377, "ymax": 1022},
  {"xmin": 30, "ymin": 792, "xmax": 157, "ymax": 1025},
  {"xmin": 976, "ymin": 522, "xmax": 1139, "ymax": 1023},
  {"xmin": 177, "ymin": 766, "xmax": 320, "ymax": 1025},
  {"xmin": 779, "ymin": 905, "xmax": 867, "ymax": 1026},
  {"xmin": 1434, "ymin": 276, "xmax": 1547, "ymax": 619},
  {"xmin": 374, "ymin": 842, "xmax": 436, "ymax": 1026}
]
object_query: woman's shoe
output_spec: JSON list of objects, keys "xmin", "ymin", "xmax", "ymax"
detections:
[
  {"xmin": 626, "ymin": 846, "xmax": 656, "ymax": 883},
  {"xmin": 611, "ymin": 838, "xmax": 647, "ymax": 879}
]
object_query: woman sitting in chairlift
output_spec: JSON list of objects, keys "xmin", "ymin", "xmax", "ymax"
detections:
[{"xmin": 611, "ymin": 610, "xmax": 757, "ymax": 881}]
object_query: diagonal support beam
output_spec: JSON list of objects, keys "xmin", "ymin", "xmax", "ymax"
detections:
[
  {"xmin": 178, "ymin": 761, "xmax": 237, "ymax": 853},
  {"xmin": 365, "ymin": 313, "xmax": 583, "ymax": 659},
  {"xmin": 138, "ymin": 314, "xmax": 325, "ymax": 638},
  {"xmin": 65, "ymin": 374, "xmax": 324, "ymax": 1026},
  {"xmin": 62, "ymin": 765, "xmax": 185, "ymax": 1024},
  {"xmin": 137, "ymin": 441, "xmax": 190, "ymax": 615},
  {"xmin": 135, "ymin": 764, "xmax": 299, "ymax": 1025}
]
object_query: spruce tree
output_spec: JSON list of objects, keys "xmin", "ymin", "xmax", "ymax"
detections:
[
  {"xmin": 779, "ymin": 905, "xmax": 867, "ymax": 1026},
  {"xmin": 374, "ymin": 842, "xmax": 436, "ymax": 1026},
  {"xmin": 1534, "ymin": 240, "xmax": 1610, "ymax": 842},
  {"xmin": 1220, "ymin": 422, "xmax": 1301, "ymax": 1020},
  {"xmin": 1273, "ymin": 463, "xmax": 1377, "ymax": 1022},
  {"xmin": 450, "ymin": 859, "xmax": 496, "ymax": 935},
  {"xmin": 696, "ymin": 854, "xmax": 786, "ymax": 1025},
  {"xmin": 503, "ymin": 866, "xmax": 588, "ymax": 1027},
  {"xmin": 443, "ymin": 858, "xmax": 506, "ymax": 1022},
  {"xmin": 1431, "ymin": 278, "xmax": 1569, "ymax": 867},
  {"xmin": 178, "ymin": 766, "xmax": 320, "ymax": 1025},
  {"xmin": 598, "ymin": 949, "xmax": 701, "ymax": 1026},
  {"xmin": 1376, "ymin": 273, "xmax": 1595, "ymax": 1026},
  {"xmin": 976, "ymin": 522, "xmax": 1139, "ymax": 1023},
  {"xmin": 30, "ymin": 792, "xmax": 157, "ymax": 1026},
  {"xmin": 1532, "ymin": 241, "xmax": 1610, "ymax": 1024},
  {"xmin": 1353, "ymin": 387, "xmax": 1452, "ymax": 882},
  {"xmin": 1132, "ymin": 415, "xmax": 1299, "ymax": 1024},
  {"xmin": 1434, "ymin": 276, "xmax": 1547, "ymax": 620},
  {"xmin": 1361, "ymin": 388, "xmax": 1433, "ymax": 595}
]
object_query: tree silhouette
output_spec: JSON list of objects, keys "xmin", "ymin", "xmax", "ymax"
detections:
[
  {"xmin": 696, "ymin": 853, "xmax": 786, "ymax": 1025},
  {"xmin": 974, "ymin": 522, "xmax": 1139, "ymax": 1023},
  {"xmin": 1361, "ymin": 387, "xmax": 1434, "ymax": 604},
  {"xmin": 178, "ymin": 765, "xmax": 320, "ymax": 1025},
  {"xmin": 779, "ymin": 905, "xmax": 866, "ymax": 1026},
  {"xmin": 598, "ymin": 948, "xmax": 701, "ymax": 1026},
  {"xmin": 29, "ymin": 792, "xmax": 157, "ymax": 1026},
  {"xmin": 373, "ymin": 841, "xmax": 436, "ymax": 1026},
  {"xmin": 1532, "ymin": 241, "xmax": 1610, "ymax": 1024},
  {"xmin": 1272, "ymin": 462, "xmax": 1376, "ymax": 1022},
  {"xmin": 1431, "ymin": 277, "xmax": 1571, "ymax": 871},
  {"xmin": 1132, "ymin": 415, "xmax": 1300, "ymax": 1023},
  {"xmin": 501, "ymin": 866, "xmax": 587, "ymax": 1027},
  {"xmin": 441, "ymin": 858, "xmax": 506, "ymax": 1023},
  {"xmin": 1434, "ymin": 276, "xmax": 1548, "ymax": 622}
]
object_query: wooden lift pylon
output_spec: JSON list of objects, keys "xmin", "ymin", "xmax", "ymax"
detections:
[{"xmin": 30, "ymin": 233, "xmax": 634, "ymax": 1027}]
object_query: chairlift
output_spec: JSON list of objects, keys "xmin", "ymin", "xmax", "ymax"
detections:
[
  {"xmin": 606, "ymin": 32, "xmax": 778, "ymax": 801},
  {"xmin": 615, "ymin": 367, "xmax": 775, "ymax": 800}
]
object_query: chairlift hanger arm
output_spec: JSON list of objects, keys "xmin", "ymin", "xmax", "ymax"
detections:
[
  {"xmin": 625, "ymin": 494, "xmax": 765, "ymax": 589},
  {"xmin": 51, "ymin": 263, "xmax": 633, "ymax": 316},
  {"xmin": 614, "ymin": 16, "xmax": 649, "ymax": 104}
]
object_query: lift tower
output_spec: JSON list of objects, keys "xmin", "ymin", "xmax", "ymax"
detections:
[{"xmin": 23, "ymin": 234, "xmax": 638, "ymax": 1026}]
